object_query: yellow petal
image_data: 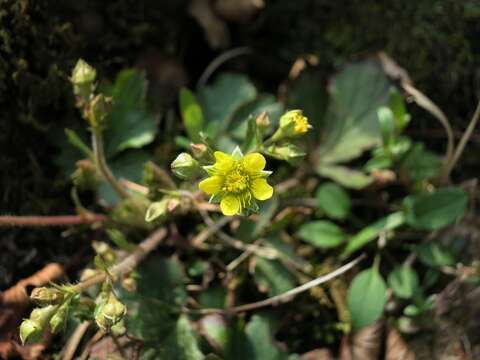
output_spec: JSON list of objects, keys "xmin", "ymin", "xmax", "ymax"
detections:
[
  {"xmin": 220, "ymin": 195, "xmax": 240, "ymax": 216},
  {"xmin": 214, "ymin": 151, "xmax": 235, "ymax": 173},
  {"xmin": 242, "ymin": 153, "xmax": 266, "ymax": 173},
  {"xmin": 198, "ymin": 176, "xmax": 222, "ymax": 195},
  {"xmin": 251, "ymin": 178, "xmax": 273, "ymax": 200}
]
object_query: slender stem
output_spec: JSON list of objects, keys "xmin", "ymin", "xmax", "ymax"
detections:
[
  {"xmin": 193, "ymin": 254, "xmax": 366, "ymax": 314},
  {"xmin": 442, "ymin": 99, "xmax": 480, "ymax": 180},
  {"xmin": 401, "ymin": 82, "xmax": 455, "ymax": 183},
  {"xmin": 73, "ymin": 227, "xmax": 167, "ymax": 292},
  {"xmin": 62, "ymin": 321, "xmax": 91, "ymax": 360},
  {"xmin": 91, "ymin": 129, "xmax": 130, "ymax": 199},
  {"xmin": 0, "ymin": 214, "xmax": 107, "ymax": 227}
]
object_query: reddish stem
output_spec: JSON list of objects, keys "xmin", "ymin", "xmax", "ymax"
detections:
[{"xmin": 0, "ymin": 214, "xmax": 107, "ymax": 227}]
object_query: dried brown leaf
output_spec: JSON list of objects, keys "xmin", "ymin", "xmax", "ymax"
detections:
[
  {"xmin": 340, "ymin": 320, "xmax": 384, "ymax": 360},
  {"xmin": 188, "ymin": 0, "xmax": 230, "ymax": 49},
  {"xmin": 385, "ymin": 327, "xmax": 415, "ymax": 360},
  {"xmin": 301, "ymin": 348, "xmax": 335, "ymax": 360},
  {"xmin": 0, "ymin": 263, "xmax": 64, "ymax": 359}
]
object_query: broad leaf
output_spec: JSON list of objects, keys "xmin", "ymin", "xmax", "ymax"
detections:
[
  {"xmin": 254, "ymin": 258, "xmax": 296, "ymax": 296},
  {"xmin": 347, "ymin": 268, "xmax": 386, "ymax": 330},
  {"xmin": 199, "ymin": 73, "xmax": 257, "ymax": 138},
  {"xmin": 317, "ymin": 165, "xmax": 373, "ymax": 189},
  {"xmin": 403, "ymin": 187, "xmax": 467, "ymax": 230},
  {"xmin": 245, "ymin": 315, "xmax": 289, "ymax": 360},
  {"xmin": 315, "ymin": 182, "xmax": 351, "ymax": 220},
  {"xmin": 416, "ymin": 243, "xmax": 455, "ymax": 268},
  {"xmin": 103, "ymin": 69, "xmax": 157, "ymax": 157},
  {"xmin": 297, "ymin": 221, "xmax": 345, "ymax": 248}
]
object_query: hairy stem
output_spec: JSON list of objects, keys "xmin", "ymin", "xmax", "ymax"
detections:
[
  {"xmin": 0, "ymin": 214, "xmax": 106, "ymax": 227},
  {"xmin": 91, "ymin": 129, "xmax": 130, "ymax": 199},
  {"xmin": 73, "ymin": 227, "xmax": 167, "ymax": 292}
]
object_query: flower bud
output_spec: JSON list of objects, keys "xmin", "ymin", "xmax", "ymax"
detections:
[
  {"xmin": 49, "ymin": 302, "xmax": 69, "ymax": 333},
  {"xmin": 255, "ymin": 111, "xmax": 270, "ymax": 128},
  {"xmin": 20, "ymin": 305, "xmax": 58, "ymax": 344},
  {"xmin": 171, "ymin": 152, "xmax": 200, "ymax": 179},
  {"xmin": 145, "ymin": 199, "xmax": 169, "ymax": 222},
  {"xmin": 72, "ymin": 159, "xmax": 100, "ymax": 191},
  {"xmin": 71, "ymin": 59, "xmax": 96, "ymax": 102},
  {"xmin": 30, "ymin": 287, "xmax": 63, "ymax": 306},
  {"xmin": 190, "ymin": 143, "xmax": 207, "ymax": 158},
  {"xmin": 88, "ymin": 94, "xmax": 112, "ymax": 128},
  {"xmin": 267, "ymin": 144, "xmax": 306, "ymax": 163},
  {"xmin": 271, "ymin": 110, "xmax": 311, "ymax": 141},
  {"xmin": 94, "ymin": 292, "xmax": 127, "ymax": 331}
]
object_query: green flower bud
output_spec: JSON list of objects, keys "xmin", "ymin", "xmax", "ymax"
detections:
[
  {"xmin": 145, "ymin": 199, "xmax": 169, "ymax": 222},
  {"xmin": 72, "ymin": 159, "xmax": 100, "ymax": 191},
  {"xmin": 49, "ymin": 302, "xmax": 69, "ymax": 333},
  {"xmin": 71, "ymin": 59, "xmax": 96, "ymax": 102},
  {"xmin": 20, "ymin": 305, "xmax": 58, "ymax": 344},
  {"xmin": 271, "ymin": 109, "xmax": 311, "ymax": 141},
  {"xmin": 267, "ymin": 143, "xmax": 306, "ymax": 163},
  {"xmin": 190, "ymin": 143, "xmax": 208, "ymax": 159},
  {"xmin": 94, "ymin": 292, "xmax": 127, "ymax": 331},
  {"xmin": 171, "ymin": 152, "xmax": 200, "ymax": 179},
  {"xmin": 30, "ymin": 287, "xmax": 64, "ymax": 306},
  {"xmin": 88, "ymin": 94, "xmax": 112, "ymax": 128}
]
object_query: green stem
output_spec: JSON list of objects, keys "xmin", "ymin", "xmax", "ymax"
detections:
[{"xmin": 91, "ymin": 128, "xmax": 130, "ymax": 199}]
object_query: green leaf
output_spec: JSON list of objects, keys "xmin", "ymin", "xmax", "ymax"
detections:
[
  {"xmin": 377, "ymin": 106, "xmax": 395, "ymax": 146},
  {"xmin": 341, "ymin": 212, "xmax": 405, "ymax": 259},
  {"xmin": 317, "ymin": 61, "xmax": 390, "ymax": 165},
  {"xmin": 254, "ymin": 258, "xmax": 296, "ymax": 296},
  {"xmin": 399, "ymin": 142, "xmax": 441, "ymax": 182},
  {"xmin": 347, "ymin": 268, "xmax": 387, "ymax": 330},
  {"xmin": 297, "ymin": 221, "xmax": 346, "ymax": 248},
  {"xmin": 121, "ymin": 257, "xmax": 203, "ymax": 360},
  {"xmin": 199, "ymin": 73, "xmax": 257, "ymax": 138},
  {"xmin": 403, "ymin": 187, "xmax": 467, "ymax": 230},
  {"xmin": 103, "ymin": 69, "xmax": 156, "ymax": 157},
  {"xmin": 317, "ymin": 164, "xmax": 373, "ymax": 189},
  {"xmin": 389, "ymin": 88, "xmax": 410, "ymax": 131},
  {"xmin": 387, "ymin": 266, "xmax": 419, "ymax": 299},
  {"xmin": 416, "ymin": 243, "xmax": 455, "ymax": 268},
  {"xmin": 315, "ymin": 182, "xmax": 351, "ymax": 220},
  {"xmin": 180, "ymin": 88, "xmax": 204, "ymax": 142},
  {"xmin": 245, "ymin": 315, "xmax": 289, "ymax": 360}
]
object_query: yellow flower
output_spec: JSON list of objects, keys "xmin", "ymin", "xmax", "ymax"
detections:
[
  {"xmin": 280, "ymin": 109, "xmax": 311, "ymax": 135},
  {"xmin": 199, "ymin": 149, "xmax": 273, "ymax": 216}
]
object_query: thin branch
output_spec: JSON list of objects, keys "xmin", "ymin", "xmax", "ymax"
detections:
[
  {"xmin": 197, "ymin": 47, "xmax": 252, "ymax": 89},
  {"xmin": 73, "ymin": 227, "xmax": 167, "ymax": 292},
  {"xmin": 401, "ymin": 82, "xmax": 455, "ymax": 182},
  {"xmin": 62, "ymin": 321, "xmax": 91, "ymax": 360},
  {"xmin": 91, "ymin": 129, "xmax": 130, "ymax": 199},
  {"xmin": 0, "ymin": 214, "xmax": 107, "ymax": 227},
  {"xmin": 194, "ymin": 254, "xmax": 365, "ymax": 314},
  {"xmin": 442, "ymin": 99, "xmax": 480, "ymax": 180}
]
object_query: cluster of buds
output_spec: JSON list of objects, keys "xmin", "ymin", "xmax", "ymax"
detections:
[
  {"xmin": 70, "ymin": 59, "xmax": 112, "ymax": 129},
  {"xmin": 94, "ymin": 289, "xmax": 127, "ymax": 331}
]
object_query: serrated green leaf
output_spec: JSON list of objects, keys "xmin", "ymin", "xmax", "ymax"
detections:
[
  {"xmin": 103, "ymin": 69, "xmax": 156, "ymax": 157},
  {"xmin": 347, "ymin": 268, "xmax": 386, "ymax": 330},
  {"xmin": 315, "ymin": 182, "xmax": 351, "ymax": 219},
  {"xmin": 317, "ymin": 61, "xmax": 390, "ymax": 165},
  {"xmin": 297, "ymin": 221, "xmax": 345, "ymax": 248},
  {"xmin": 387, "ymin": 266, "xmax": 419, "ymax": 299},
  {"xmin": 199, "ymin": 73, "xmax": 257, "ymax": 138},
  {"xmin": 180, "ymin": 88, "xmax": 204, "ymax": 142},
  {"xmin": 403, "ymin": 187, "xmax": 467, "ymax": 230}
]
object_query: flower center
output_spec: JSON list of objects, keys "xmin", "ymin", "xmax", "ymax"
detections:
[{"xmin": 223, "ymin": 169, "xmax": 249, "ymax": 193}]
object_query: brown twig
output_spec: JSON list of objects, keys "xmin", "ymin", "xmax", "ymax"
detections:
[
  {"xmin": 0, "ymin": 214, "xmax": 107, "ymax": 227},
  {"xmin": 194, "ymin": 254, "xmax": 365, "ymax": 314},
  {"xmin": 73, "ymin": 227, "xmax": 167, "ymax": 292},
  {"xmin": 62, "ymin": 321, "xmax": 91, "ymax": 360}
]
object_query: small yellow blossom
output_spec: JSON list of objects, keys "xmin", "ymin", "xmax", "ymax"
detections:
[
  {"xmin": 280, "ymin": 109, "xmax": 311, "ymax": 135},
  {"xmin": 199, "ymin": 149, "xmax": 273, "ymax": 216}
]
